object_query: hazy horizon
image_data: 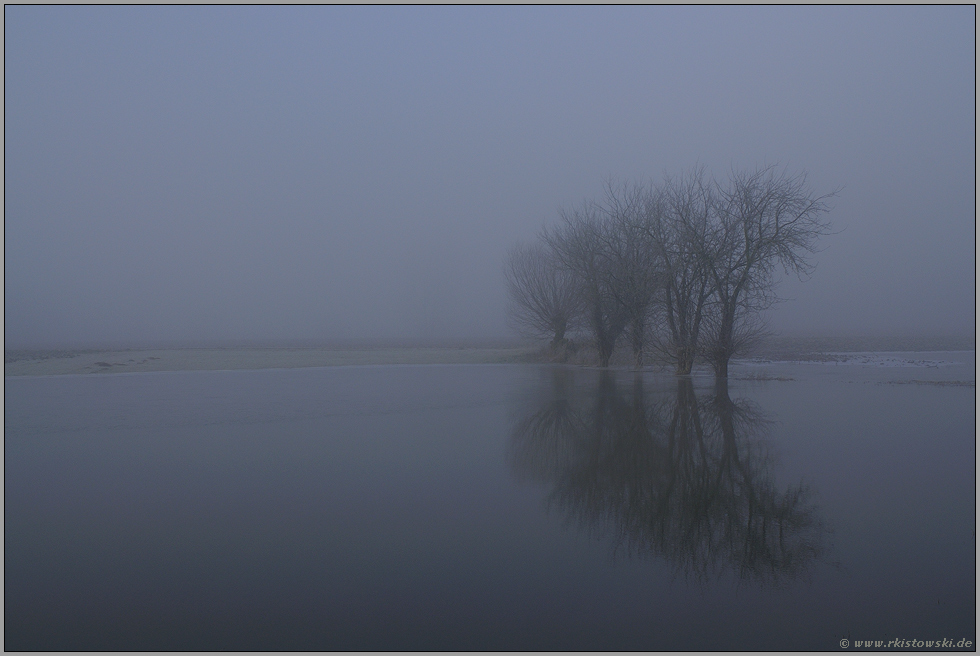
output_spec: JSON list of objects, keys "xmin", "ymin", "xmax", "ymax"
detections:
[
  {"xmin": 5, "ymin": 6, "xmax": 976, "ymax": 350},
  {"xmin": 5, "ymin": 332, "xmax": 975, "ymax": 355}
]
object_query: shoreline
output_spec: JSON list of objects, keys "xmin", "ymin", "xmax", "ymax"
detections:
[
  {"xmin": 6, "ymin": 345, "xmax": 974, "ymax": 378},
  {"xmin": 4, "ymin": 347, "xmax": 538, "ymax": 377}
]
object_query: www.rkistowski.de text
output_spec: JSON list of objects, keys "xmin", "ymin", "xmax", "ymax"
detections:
[{"xmin": 840, "ymin": 638, "xmax": 973, "ymax": 649}]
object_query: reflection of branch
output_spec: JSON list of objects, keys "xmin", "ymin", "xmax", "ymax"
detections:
[
  {"xmin": 509, "ymin": 370, "xmax": 825, "ymax": 586},
  {"xmin": 508, "ymin": 369, "xmax": 587, "ymax": 484}
]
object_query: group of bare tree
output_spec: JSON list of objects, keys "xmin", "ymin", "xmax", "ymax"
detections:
[{"xmin": 505, "ymin": 165, "xmax": 835, "ymax": 377}]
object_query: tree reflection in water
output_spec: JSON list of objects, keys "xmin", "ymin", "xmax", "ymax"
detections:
[{"xmin": 509, "ymin": 368, "xmax": 825, "ymax": 585}]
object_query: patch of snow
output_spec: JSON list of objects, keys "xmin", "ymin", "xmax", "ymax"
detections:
[{"xmin": 742, "ymin": 353, "xmax": 963, "ymax": 368}]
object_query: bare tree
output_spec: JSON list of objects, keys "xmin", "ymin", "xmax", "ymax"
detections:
[
  {"xmin": 543, "ymin": 202, "xmax": 629, "ymax": 368},
  {"xmin": 594, "ymin": 180, "xmax": 662, "ymax": 368},
  {"xmin": 701, "ymin": 166, "xmax": 835, "ymax": 377},
  {"xmin": 643, "ymin": 168, "xmax": 714, "ymax": 375},
  {"xmin": 504, "ymin": 242, "xmax": 582, "ymax": 353}
]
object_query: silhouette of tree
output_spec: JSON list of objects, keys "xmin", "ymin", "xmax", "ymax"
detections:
[
  {"xmin": 543, "ymin": 203, "xmax": 631, "ymax": 368},
  {"xmin": 701, "ymin": 166, "xmax": 835, "ymax": 377},
  {"xmin": 505, "ymin": 242, "xmax": 583, "ymax": 354}
]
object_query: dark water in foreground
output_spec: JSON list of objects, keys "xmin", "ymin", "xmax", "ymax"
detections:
[{"xmin": 5, "ymin": 354, "xmax": 976, "ymax": 650}]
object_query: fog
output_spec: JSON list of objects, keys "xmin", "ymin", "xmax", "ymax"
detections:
[{"xmin": 5, "ymin": 6, "xmax": 975, "ymax": 349}]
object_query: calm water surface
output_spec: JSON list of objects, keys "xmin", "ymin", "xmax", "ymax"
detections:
[{"xmin": 5, "ymin": 355, "xmax": 975, "ymax": 650}]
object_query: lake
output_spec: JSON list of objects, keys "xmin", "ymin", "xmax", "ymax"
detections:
[{"xmin": 4, "ymin": 353, "xmax": 976, "ymax": 650}]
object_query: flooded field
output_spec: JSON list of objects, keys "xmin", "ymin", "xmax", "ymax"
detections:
[{"xmin": 4, "ymin": 352, "xmax": 975, "ymax": 650}]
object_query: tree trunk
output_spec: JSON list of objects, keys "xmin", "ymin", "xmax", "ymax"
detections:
[
  {"xmin": 630, "ymin": 317, "xmax": 645, "ymax": 369},
  {"xmin": 712, "ymin": 305, "xmax": 736, "ymax": 379},
  {"xmin": 550, "ymin": 320, "xmax": 567, "ymax": 351},
  {"xmin": 713, "ymin": 357, "xmax": 729, "ymax": 379},
  {"xmin": 676, "ymin": 348, "xmax": 694, "ymax": 375},
  {"xmin": 598, "ymin": 339, "xmax": 614, "ymax": 368}
]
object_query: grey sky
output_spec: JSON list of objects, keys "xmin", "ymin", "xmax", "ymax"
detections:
[{"xmin": 5, "ymin": 6, "xmax": 975, "ymax": 348}]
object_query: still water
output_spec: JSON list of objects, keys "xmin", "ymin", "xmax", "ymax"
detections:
[{"xmin": 5, "ymin": 355, "xmax": 975, "ymax": 650}]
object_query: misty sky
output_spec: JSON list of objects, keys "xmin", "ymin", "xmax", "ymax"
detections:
[{"xmin": 5, "ymin": 6, "xmax": 975, "ymax": 348}]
